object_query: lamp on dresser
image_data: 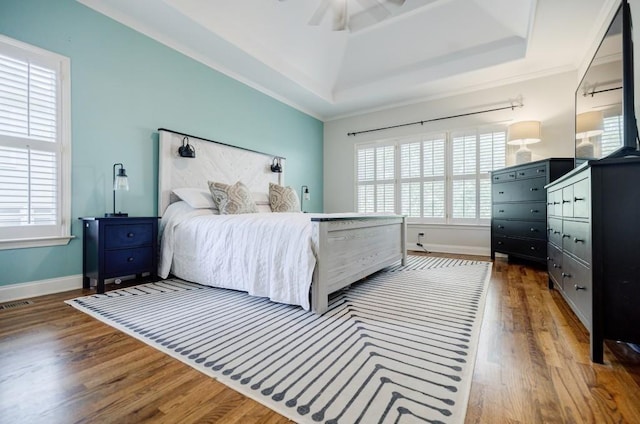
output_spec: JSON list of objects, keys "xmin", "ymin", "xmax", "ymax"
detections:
[
  {"xmin": 575, "ymin": 111, "xmax": 604, "ymax": 159},
  {"xmin": 105, "ymin": 163, "xmax": 129, "ymax": 217},
  {"xmin": 507, "ymin": 121, "xmax": 541, "ymax": 164}
]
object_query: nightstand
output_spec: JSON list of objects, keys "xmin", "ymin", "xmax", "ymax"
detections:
[{"xmin": 80, "ymin": 217, "xmax": 159, "ymax": 294}]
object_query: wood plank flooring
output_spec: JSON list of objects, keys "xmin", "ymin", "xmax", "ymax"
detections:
[{"xmin": 1, "ymin": 253, "xmax": 639, "ymax": 423}]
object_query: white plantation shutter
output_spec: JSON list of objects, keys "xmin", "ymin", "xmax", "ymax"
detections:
[
  {"xmin": 0, "ymin": 36, "xmax": 71, "ymax": 247},
  {"xmin": 355, "ymin": 128, "xmax": 505, "ymax": 224},
  {"xmin": 356, "ymin": 143, "xmax": 395, "ymax": 213},
  {"xmin": 601, "ymin": 114, "xmax": 623, "ymax": 157},
  {"xmin": 399, "ymin": 135, "xmax": 445, "ymax": 221}
]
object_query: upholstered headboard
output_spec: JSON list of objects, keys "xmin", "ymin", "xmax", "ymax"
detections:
[{"xmin": 157, "ymin": 128, "xmax": 285, "ymax": 215}]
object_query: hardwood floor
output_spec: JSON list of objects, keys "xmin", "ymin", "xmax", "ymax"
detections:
[{"xmin": 1, "ymin": 254, "xmax": 639, "ymax": 423}]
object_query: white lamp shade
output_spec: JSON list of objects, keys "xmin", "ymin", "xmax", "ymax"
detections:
[
  {"xmin": 576, "ymin": 111, "xmax": 604, "ymax": 139},
  {"xmin": 507, "ymin": 121, "xmax": 542, "ymax": 145}
]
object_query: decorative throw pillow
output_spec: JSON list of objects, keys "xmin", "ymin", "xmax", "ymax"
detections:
[
  {"xmin": 208, "ymin": 181, "xmax": 258, "ymax": 214},
  {"xmin": 269, "ymin": 182, "xmax": 301, "ymax": 213}
]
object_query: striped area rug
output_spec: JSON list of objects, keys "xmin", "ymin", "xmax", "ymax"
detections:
[{"xmin": 67, "ymin": 257, "xmax": 492, "ymax": 423}]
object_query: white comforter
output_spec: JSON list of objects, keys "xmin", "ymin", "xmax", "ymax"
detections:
[{"xmin": 159, "ymin": 201, "xmax": 317, "ymax": 310}]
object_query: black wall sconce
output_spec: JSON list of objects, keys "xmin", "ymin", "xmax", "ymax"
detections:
[
  {"xmin": 271, "ymin": 157, "xmax": 282, "ymax": 173},
  {"xmin": 178, "ymin": 136, "xmax": 196, "ymax": 158}
]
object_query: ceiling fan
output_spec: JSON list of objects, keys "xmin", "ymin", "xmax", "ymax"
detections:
[{"xmin": 281, "ymin": 0, "xmax": 406, "ymax": 32}]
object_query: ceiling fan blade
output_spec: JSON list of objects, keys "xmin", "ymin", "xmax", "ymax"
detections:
[
  {"xmin": 332, "ymin": 0, "xmax": 348, "ymax": 31},
  {"xmin": 355, "ymin": 0, "xmax": 391, "ymax": 23},
  {"xmin": 308, "ymin": 0, "xmax": 332, "ymax": 26}
]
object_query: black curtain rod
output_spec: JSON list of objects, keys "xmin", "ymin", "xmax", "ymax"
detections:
[
  {"xmin": 347, "ymin": 101, "xmax": 524, "ymax": 137},
  {"xmin": 583, "ymin": 86, "xmax": 622, "ymax": 97},
  {"xmin": 157, "ymin": 128, "xmax": 285, "ymax": 160}
]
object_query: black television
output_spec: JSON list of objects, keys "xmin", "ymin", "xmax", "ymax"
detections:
[{"xmin": 575, "ymin": 0, "xmax": 639, "ymax": 166}]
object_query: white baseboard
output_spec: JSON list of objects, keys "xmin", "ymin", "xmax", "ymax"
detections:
[
  {"xmin": 0, "ymin": 274, "xmax": 83, "ymax": 303},
  {"xmin": 407, "ymin": 242, "xmax": 491, "ymax": 257}
]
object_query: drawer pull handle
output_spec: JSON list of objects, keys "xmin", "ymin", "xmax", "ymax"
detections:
[
  {"xmin": 530, "ymin": 209, "xmax": 539, "ymax": 213},
  {"xmin": 127, "ymin": 257, "xmax": 134, "ymax": 262},
  {"xmin": 561, "ymin": 272, "xmax": 571, "ymax": 278},
  {"xmin": 547, "ymin": 256, "xmax": 551, "ymax": 261},
  {"xmin": 529, "ymin": 187, "xmax": 538, "ymax": 191},
  {"xmin": 530, "ymin": 228, "xmax": 537, "ymax": 232},
  {"xmin": 519, "ymin": 172, "xmax": 525, "ymax": 176},
  {"xmin": 509, "ymin": 174, "xmax": 515, "ymax": 178},
  {"xmin": 547, "ymin": 202, "xmax": 553, "ymax": 205},
  {"xmin": 554, "ymin": 231, "xmax": 561, "ymax": 235},
  {"xmin": 494, "ymin": 176, "xmax": 499, "ymax": 180},
  {"xmin": 553, "ymin": 264, "xmax": 561, "ymax": 269},
  {"xmin": 498, "ymin": 191, "xmax": 504, "ymax": 194},
  {"xmin": 562, "ymin": 234, "xmax": 571, "ymax": 238},
  {"xmin": 574, "ymin": 284, "xmax": 586, "ymax": 291},
  {"xmin": 499, "ymin": 209, "xmax": 505, "ymax": 213},
  {"xmin": 573, "ymin": 237, "xmax": 584, "ymax": 243},
  {"xmin": 497, "ymin": 241, "xmax": 503, "ymax": 245},
  {"xmin": 562, "ymin": 200, "xmax": 571, "ymax": 204},
  {"xmin": 127, "ymin": 232, "xmax": 135, "ymax": 238},
  {"xmin": 554, "ymin": 201, "xmax": 560, "ymax": 205},
  {"xmin": 574, "ymin": 197, "xmax": 585, "ymax": 202},
  {"xmin": 537, "ymin": 169, "xmax": 545, "ymax": 173},
  {"xmin": 530, "ymin": 246, "xmax": 536, "ymax": 251},
  {"xmin": 498, "ymin": 225, "xmax": 504, "ymax": 229}
]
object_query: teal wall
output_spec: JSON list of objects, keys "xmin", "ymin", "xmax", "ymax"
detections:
[{"xmin": 0, "ymin": 0, "xmax": 324, "ymax": 286}]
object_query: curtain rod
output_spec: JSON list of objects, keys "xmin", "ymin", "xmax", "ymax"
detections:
[
  {"xmin": 157, "ymin": 128, "xmax": 285, "ymax": 160},
  {"xmin": 347, "ymin": 100, "xmax": 524, "ymax": 137}
]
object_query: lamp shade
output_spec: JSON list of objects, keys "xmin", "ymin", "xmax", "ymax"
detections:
[
  {"xmin": 576, "ymin": 111, "xmax": 604, "ymax": 139},
  {"xmin": 113, "ymin": 167, "xmax": 129, "ymax": 191},
  {"xmin": 507, "ymin": 121, "xmax": 542, "ymax": 145}
]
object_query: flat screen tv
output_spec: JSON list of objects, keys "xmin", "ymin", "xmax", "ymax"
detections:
[{"xmin": 575, "ymin": 0, "xmax": 639, "ymax": 166}]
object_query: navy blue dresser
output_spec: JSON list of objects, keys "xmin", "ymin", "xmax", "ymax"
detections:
[{"xmin": 81, "ymin": 217, "xmax": 158, "ymax": 293}]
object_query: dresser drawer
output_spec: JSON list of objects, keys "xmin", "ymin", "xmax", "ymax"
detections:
[
  {"xmin": 562, "ymin": 220, "xmax": 590, "ymax": 263},
  {"xmin": 561, "ymin": 254, "xmax": 592, "ymax": 329},
  {"xmin": 493, "ymin": 219, "xmax": 546, "ymax": 240},
  {"xmin": 492, "ymin": 171, "xmax": 516, "ymax": 183},
  {"xmin": 104, "ymin": 223, "xmax": 153, "ymax": 249},
  {"xmin": 104, "ymin": 247, "xmax": 154, "ymax": 276},
  {"xmin": 492, "ymin": 202, "xmax": 545, "ymax": 221},
  {"xmin": 547, "ymin": 243, "xmax": 563, "ymax": 287},
  {"xmin": 562, "ymin": 185, "xmax": 574, "ymax": 217},
  {"xmin": 547, "ymin": 189, "xmax": 562, "ymax": 217},
  {"xmin": 494, "ymin": 236, "xmax": 546, "ymax": 259},
  {"xmin": 572, "ymin": 178, "xmax": 590, "ymax": 218},
  {"xmin": 492, "ymin": 178, "xmax": 546, "ymax": 203},
  {"xmin": 547, "ymin": 217, "xmax": 563, "ymax": 247},
  {"xmin": 515, "ymin": 164, "xmax": 547, "ymax": 179}
]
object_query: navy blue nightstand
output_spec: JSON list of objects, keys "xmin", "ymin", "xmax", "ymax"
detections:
[{"xmin": 80, "ymin": 217, "xmax": 159, "ymax": 294}]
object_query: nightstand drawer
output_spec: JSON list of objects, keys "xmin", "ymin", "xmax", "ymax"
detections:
[
  {"xmin": 104, "ymin": 247, "xmax": 153, "ymax": 276},
  {"xmin": 104, "ymin": 224, "xmax": 153, "ymax": 249}
]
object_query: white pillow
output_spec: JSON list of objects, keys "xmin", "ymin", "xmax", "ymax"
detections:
[{"xmin": 172, "ymin": 187, "xmax": 217, "ymax": 209}]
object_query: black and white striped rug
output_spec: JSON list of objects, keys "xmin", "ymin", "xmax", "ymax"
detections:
[{"xmin": 67, "ymin": 256, "xmax": 491, "ymax": 423}]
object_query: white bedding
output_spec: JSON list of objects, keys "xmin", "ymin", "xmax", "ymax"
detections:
[{"xmin": 159, "ymin": 201, "xmax": 318, "ymax": 310}]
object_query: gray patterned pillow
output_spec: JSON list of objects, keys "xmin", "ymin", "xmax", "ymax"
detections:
[
  {"xmin": 208, "ymin": 181, "xmax": 258, "ymax": 214},
  {"xmin": 269, "ymin": 182, "xmax": 301, "ymax": 213}
]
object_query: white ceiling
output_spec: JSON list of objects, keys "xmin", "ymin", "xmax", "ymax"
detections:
[{"xmin": 78, "ymin": 0, "xmax": 616, "ymax": 120}]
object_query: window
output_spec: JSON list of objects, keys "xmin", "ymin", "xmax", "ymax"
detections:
[
  {"xmin": 601, "ymin": 114, "xmax": 623, "ymax": 157},
  {"xmin": 0, "ymin": 35, "xmax": 71, "ymax": 249},
  {"xmin": 355, "ymin": 128, "xmax": 506, "ymax": 224}
]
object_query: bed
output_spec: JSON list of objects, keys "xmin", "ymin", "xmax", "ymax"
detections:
[{"xmin": 157, "ymin": 128, "xmax": 406, "ymax": 313}]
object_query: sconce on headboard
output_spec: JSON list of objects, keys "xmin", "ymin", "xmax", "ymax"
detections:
[
  {"xmin": 271, "ymin": 157, "xmax": 282, "ymax": 173},
  {"xmin": 178, "ymin": 136, "xmax": 196, "ymax": 158}
]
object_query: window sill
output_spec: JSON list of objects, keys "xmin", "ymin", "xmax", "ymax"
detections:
[{"xmin": 0, "ymin": 235, "xmax": 75, "ymax": 251}]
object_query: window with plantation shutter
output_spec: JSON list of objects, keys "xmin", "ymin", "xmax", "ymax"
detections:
[
  {"xmin": 0, "ymin": 35, "xmax": 71, "ymax": 249},
  {"xmin": 356, "ymin": 143, "xmax": 395, "ymax": 213},
  {"xmin": 355, "ymin": 127, "xmax": 505, "ymax": 225}
]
